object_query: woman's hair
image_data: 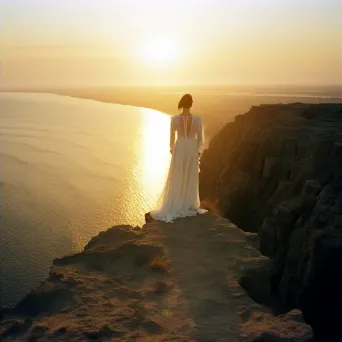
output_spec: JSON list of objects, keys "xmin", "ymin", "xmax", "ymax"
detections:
[{"xmin": 178, "ymin": 94, "xmax": 193, "ymax": 110}]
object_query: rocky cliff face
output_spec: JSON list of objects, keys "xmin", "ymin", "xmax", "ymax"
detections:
[{"xmin": 200, "ymin": 103, "xmax": 342, "ymax": 341}]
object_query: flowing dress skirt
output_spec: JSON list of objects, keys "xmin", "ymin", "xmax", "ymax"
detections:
[{"xmin": 150, "ymin": 136, "xmax": 206, "ymax": 223}]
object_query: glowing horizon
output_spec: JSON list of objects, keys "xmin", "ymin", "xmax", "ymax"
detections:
[{"xmin": 1, "ymin": 0, "xmax": 342, "ymax": 87}]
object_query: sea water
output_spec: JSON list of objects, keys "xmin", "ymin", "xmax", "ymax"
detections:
[{"xmin": 0, "ymin": 93, "xmax": 170, "ymax": 306}]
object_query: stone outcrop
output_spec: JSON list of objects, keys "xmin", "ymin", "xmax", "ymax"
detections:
[
  {"xmin": 0, "ymin": 214, "xmax": 312, "ymax": 341},
  {"xmin": 200, "ymin": 103, "xmax": 342, "ymax": 341}
]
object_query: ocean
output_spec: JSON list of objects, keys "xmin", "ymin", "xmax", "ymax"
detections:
[{"xmin": 0, "ymin": 92, "xmax": 170, "ymax": 306}]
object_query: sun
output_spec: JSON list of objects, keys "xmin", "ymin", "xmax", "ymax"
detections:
[{"xmin": 142, "ymin": 38, "xmax": 179, "ymax": 66}]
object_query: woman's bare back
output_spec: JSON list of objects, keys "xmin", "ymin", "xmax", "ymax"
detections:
[{"xmin": 178, "ymin": 115, "xmax": 193, "ymax": 136}]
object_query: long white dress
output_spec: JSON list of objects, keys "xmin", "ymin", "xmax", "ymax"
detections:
[{"xmin": 150, "ymin": 114, "xmax": 207, "ymax": 223}]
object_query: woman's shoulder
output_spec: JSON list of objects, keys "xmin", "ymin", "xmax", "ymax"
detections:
[
  {"xmin": 170, "ymin": 115, "xmax": 179, "ymax": 125},
  {"xmin": 171, "ymin": 114, "xmax": 201, "ymax": 120}
]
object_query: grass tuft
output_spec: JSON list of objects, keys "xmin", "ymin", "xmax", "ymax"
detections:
[{"xmin": 150, "ymin": 257, "xmax": 169, "ymax": 273}]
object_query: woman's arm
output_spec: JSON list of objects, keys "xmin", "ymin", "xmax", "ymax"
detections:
[
  {"xmin": 170, "ymin": 117, "xmax": 176, "ymax": 153},
  {"xmin": 197, "ymin": 116, "xmax": 204, "ymax": 156}
]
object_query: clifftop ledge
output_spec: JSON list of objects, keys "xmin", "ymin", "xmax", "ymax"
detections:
[{"xmin": 0, "ymin": 213, "xmax": 312, "ymax": 341}]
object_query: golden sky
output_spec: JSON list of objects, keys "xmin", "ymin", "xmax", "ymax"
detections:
[{"xmin": 1, "ymin": 0, "xmax": 342, "ymax": 87}]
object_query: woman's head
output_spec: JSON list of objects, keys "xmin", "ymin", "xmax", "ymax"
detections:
[{"xmin": 178, "ymin": 94, "xmax": 193, "ymax": 110}]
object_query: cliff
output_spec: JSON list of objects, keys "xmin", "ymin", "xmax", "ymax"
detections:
[
  {"xmin": 0, "ymin": 213, "xmax": 312, "ymax": 341},
  {"xmin": 200, "ymin": 103, "xmax": 342, "ymax": 341}
]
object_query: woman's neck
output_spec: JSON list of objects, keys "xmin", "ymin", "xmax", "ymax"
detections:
[{"xmin": 181, "ymin": 108, "xmax": 191, "ymax": 115}]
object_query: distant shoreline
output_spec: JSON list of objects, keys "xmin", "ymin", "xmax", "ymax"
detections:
[{"xmin": 2, "ymin": 85, "xmax": 342, "ymax": 138}]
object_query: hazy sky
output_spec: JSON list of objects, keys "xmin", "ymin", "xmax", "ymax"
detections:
[{"xmin": 1, "ymin": 0, "xmax": 342, "ymax": 87}]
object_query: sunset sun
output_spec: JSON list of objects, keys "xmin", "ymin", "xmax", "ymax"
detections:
[{"xmin": 141, "ymin": 38, "xmax": 179, "ymax": 66}]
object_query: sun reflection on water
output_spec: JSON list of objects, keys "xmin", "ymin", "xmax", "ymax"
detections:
[
  {"xmin": 119, "ymin": 107, "xmax": 171, "ymax": 224},
  {"xmin": 140, "ymin": 108, "xmax": 170, "ymax": 200}
]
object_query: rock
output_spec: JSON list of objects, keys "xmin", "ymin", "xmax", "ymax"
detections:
[
  {"xmin": 0, "ymin": 305, "xmax": 11, "ymax": 321},
  {"xmin": 84, "ymin": 225, "xmax": 141, "ymax": 250},
  {"xmin": 301, "ymin": 180, "xmax": 321, "ymax": 209},
  {"xmin": 239, "ymin": 258, "xmax": 276, "ymax": 311},
  {"xmin": 15, "ymin": 280, "xmax": 75, "ymax": 316},
  {"xmin": 200, "ymin": 103, "xmax": 342, "ymax": 340},
  {"xmin": 242, "ymin": 310, "xmax": 313, "ymax": 341},
  {"xmin": 29, "ymin": 325, "xmax": 49, "ymax": 340},
  {"xmin": 299, "ymin": 233, "xmax": 342, "ymax": 340},
  {"xmin": 141, "ymin": 320, "xmax": 163, "ymax": 334},
  {"xmin": 0, "ymin": 318, "xmax": 32, "ymax": 339},
  {"xmin": 83, "ymin": 325, "xmax": 122, "ymax": 339},
  {"xmin": 263, "ymin": 157, "xmax": 280, "ymax": 179}
]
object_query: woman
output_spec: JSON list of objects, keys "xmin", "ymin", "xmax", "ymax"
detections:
[{"xmin": 146, "ymin": 94, "xmax": 207, "ymax": 223}]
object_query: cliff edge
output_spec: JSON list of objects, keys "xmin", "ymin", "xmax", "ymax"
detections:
[
  {"xmin": 200, "ymin": 103, "xmax": 342, "ymax": 341},
  {"xmin": 0, "ymin": 213, "xmax": 312, "ymax": 341}
]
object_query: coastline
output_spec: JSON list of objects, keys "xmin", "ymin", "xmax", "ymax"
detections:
[{"xmin": 4, "ymin": 85, "xmax": 342, "ymax": 139}]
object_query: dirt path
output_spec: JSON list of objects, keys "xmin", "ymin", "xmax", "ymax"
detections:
[{"xmin": 145, "ymin": 213, "xmax": 267, "ymax": 341}]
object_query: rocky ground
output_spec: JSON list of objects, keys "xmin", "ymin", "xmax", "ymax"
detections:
[
  {"xmin": 0, "ymin": 213, "xmax": 312, "ymax": 341},
  {"xmin": 200, "ymin": 103, "xmax": 342, "ymax": 341}
]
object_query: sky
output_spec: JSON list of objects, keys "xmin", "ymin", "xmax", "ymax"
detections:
[{"xmin": 1, "ymin": 0, "xmax": 342, "ymax": 87}]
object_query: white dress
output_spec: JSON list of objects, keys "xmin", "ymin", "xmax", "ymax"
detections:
[{"xmin": 150, "ymin": 114, "xmax": 207, "ymax": 223}]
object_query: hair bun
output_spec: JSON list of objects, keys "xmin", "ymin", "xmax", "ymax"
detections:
[{"xmin": 178, "ymin": 94, "xmax": 193, "ymax": 110}]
